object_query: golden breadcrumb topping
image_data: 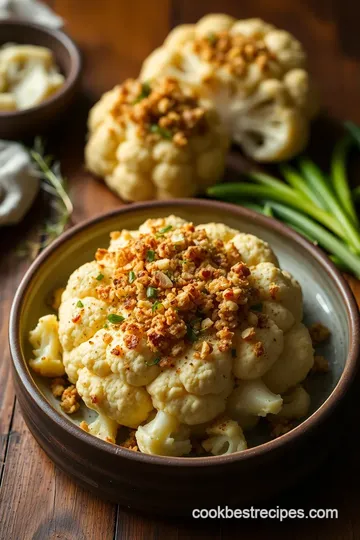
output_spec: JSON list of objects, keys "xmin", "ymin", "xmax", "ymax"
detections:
[
  {"xmin": 193, "ymin": 31, "xmax": 273, "ymax": 76},
  {"xmin": 268, "ymin": 416, "xmax": 295, "ymax": 438},
  {"xmin": 110, "ymin": 77, "xmax": 209, "ymax": 146},
  {"xmin": 95, "ymin": 221, "xmax": 258, "ymax": 364},
  {"xmin": 120, "ymin": 430, "xmax": 139, "ymax": 452},
  {"xmin": 50, "ymin": 377, "xmax": 67, "ymax": 398},
  {"xmin": 312, "ymin": 355, "xmax": 329, "ymax": 374},
  {"xmin": 60, "ymin": 385, "xmax": 81, "ymax": 414},
  {"xmin": 308, "ymin": 322, "xmax": 330, "ymax": 345}
]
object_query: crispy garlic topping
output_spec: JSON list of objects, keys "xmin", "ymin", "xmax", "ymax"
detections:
[
  {"xmin": 193, "ymin": 31, "xmax": 274, "ymax": 77},
  {"xmin": 110, "ymin": 77, "xmax": 209, "ymax": 147},
  {"xmin": 95, "ymin": 221, "xmax": 257, "ymax": 365}
]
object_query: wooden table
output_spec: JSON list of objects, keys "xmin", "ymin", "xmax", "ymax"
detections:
[{"xmin": 1, "ymin": 1, "xmax": 360, "ymax": 538}]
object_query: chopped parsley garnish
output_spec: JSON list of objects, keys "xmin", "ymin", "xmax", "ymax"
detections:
[
  {"xmin": 146, "ymin": 249, "xmax": 156, "ymax": 262},
  {"xmin": 152, "ymin": 300, "xmax": 163, "ymax": 312},
  {"xmin": 76, "ymin": 300, "xmax": 84, "ymax": 308},
  {"xmin": 103, "ymin": 323, "xmax": 109, "ymax": 329},
  {"xmin": 251, "ymin": 303, "xmax": 263, "ymax": 312},
  {"xmin": 156, "ymin": 225, "xmax": 173, "ymax": 237},
  {"xmin": 96, "ymin": 273, "xmax": 104, "ymax": 281},
  {"xmin": 149, "ymin": 124, "xmax": 172, "ymax": 140},
  {"xmin": 146, "ymin": 357, "xmax": 161, "ymax": 367},
  {"xmin": 129, "ymin": 270, "xmax": 136, "ymax": 283},
  {"xmin": 206, "ymin": 32, "xmax": 217, "ymax": 45},
  {"xmin": 107, "ymin": 314, "xmax": 125, "ymax": 324},
  {"xmin": 186, "ymin": 323, "xmax": 199, "ymax": 343},
  {"xmin": 133, "ymin": 82, "xmax": 151, "ymax": 104},
  {"xmin": 231, "ymin": 348, "xmax": 237, "ymax": 359},
  {"xmin": 146, "ymin": 286, "xmax": 158, "ymax": 299}
]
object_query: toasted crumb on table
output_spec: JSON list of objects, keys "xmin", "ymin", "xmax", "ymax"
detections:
[
  {"xmin": 60, "ymin": 385, "xmax": 81, "ymax": 414},
  {"xmin": 308, "ymin": 322, "xmax": 330, "ymax": 345}
]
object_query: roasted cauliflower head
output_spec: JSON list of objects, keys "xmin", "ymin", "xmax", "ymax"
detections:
[
  {"xmin": 85, "ymin": 77, "xmax": 229, "ymax": 201},
  {"xmin": 140, "ymin": 14, "xmax": 318, "ymax": 162},
  {"xmin": 28, "ymin": 217, "xmax": 316, "ymax": 457}
]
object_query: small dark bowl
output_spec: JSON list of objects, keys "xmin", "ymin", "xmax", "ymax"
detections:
[
  {"xmin": 0, "ymin": 19, "xmax": 81, "ymax": 139},
  {"xmin": 9, "ymin": 200, "xmax": 360, "ymax": 515}
]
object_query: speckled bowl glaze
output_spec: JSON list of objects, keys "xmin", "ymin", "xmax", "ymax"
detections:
[{"xmin": 9, "ymin": 200, "xmax": 359, "ymax": 515}]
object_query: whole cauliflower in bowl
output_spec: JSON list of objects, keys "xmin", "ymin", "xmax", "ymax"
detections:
[
  {"xmin": 28, "ymin": 216, "xmax": 317, "ymax": 457},
  {"xmin": 140, "ymin": 14, "xmax": 318, "ymax": 162},
  {"xmin": 85, "ymin": 77, "xmax": 229, "ymax": 201}
]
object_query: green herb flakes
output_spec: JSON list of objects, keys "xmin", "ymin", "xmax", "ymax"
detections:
[
  {"xmin": 129, "ymin": 271, "xmax": 136, "ymax": 283},
  {"xmin": 152, "ymin": 300, "xmax": 163, "ymax": 312},
  {"xmin": 96, "ymin": 273, "xmax": 104, "ymax": 281},
  {"xmin": 149, "ymin": 124, "xmax": 172, "ymax": 140},
  {"xmin": 146, "ymin": 250, "xmax": 156, "ymax": 262},
  {"xmin": 107, "ymin": 314, "xmax": 125, "ymax": 324},
  {"xmin": 146, "ymin": 287, "xmax": 158, "ymax": 299},
  {"xmin": 76, "ymin": 300, "xmax": 84, "ymax": 308},
  {"xmin": 133, "ymin": 82, "xmax": 151, "ymax": 104},
  {"xmin": 146, "ymin": 357, "xmax": 161, "ymax": 367}
]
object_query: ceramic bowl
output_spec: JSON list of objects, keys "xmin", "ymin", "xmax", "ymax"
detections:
[
  {"xmin": 9, "ymin": 200, "xmax": 359, "ymax": 515},
  {"xmin": 0, "ymin": 19, "xmax": 81, "ymax": 139}
]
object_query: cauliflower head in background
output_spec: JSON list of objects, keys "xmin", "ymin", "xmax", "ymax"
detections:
[
  {"xmin": 85, "ymin": 77, "xmax": 229, "ymax": 201},
  {"xmin": 140, "ymin": 14, "xmax": 318, "ymax": 162},
  {"xmin": 28, "ymin": 217, "xmax": 316, "ymax": 457}
]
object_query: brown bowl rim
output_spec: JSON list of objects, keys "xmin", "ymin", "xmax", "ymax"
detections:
[
  {"xmin": 9, "ymin": 199, "xmax": 360, "ymax": 467},
  {"xmin": 0, "ymin": 19, "xmax": 81, "ymax": 118}
]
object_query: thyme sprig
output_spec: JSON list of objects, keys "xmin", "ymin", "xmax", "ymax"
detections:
[{"xmin": 16, "ymin": 137, "xmax": 73, "ymax": 259}]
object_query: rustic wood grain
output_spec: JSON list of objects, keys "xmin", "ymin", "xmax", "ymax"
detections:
[{"xmin": 1, "ymin": 1, "xmax": 360, "ymax": 539}]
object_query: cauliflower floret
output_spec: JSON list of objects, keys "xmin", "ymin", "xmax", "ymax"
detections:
[
  {"xmin": 250, "ymin": 262, "xmax": 303, "ymax": 323},
  {"xmin": 58, "ymin": 297, "xmax": 109, "ymax": 352},
  {"xmin": 28, "ymin": 315, "xmax": 65, "ymax": 377},
  {"xmin": 81, "ymin": 413, "xmax": 119, "ymax": 444},
  {"xmin": 73, "ymin": 329, "xmax": 112, "ymax": 377},
  {"xmin": 106, "ymin": 332, "xmax": 160, "ymax": 386},
  {"xmin": 147, "ymin": 368, "xmax": 233, "ymax": 425},
  {"xmin": 259, "ymin": 301, "xmax": 295, "ymax": 333},
  {"xmin": 263, "ymin": 323, "xmax": 314, "ymax": 394},
  {"xmin": 136, "ymin": 410, "xmax": 191, "ymax": 456},
  {"xmin": 138, "ymin": 215, "xmax": 187, "ymax": 234},
  {"xmin": 279, "ymin": 385, "xmax": 310, "ymax": 419},
  {"xmin": 202, "ymin": 417, "xmax": 247, "ymax": 455},
  {"xmin": 227, "ymin": 379, "xmax": 282, "ymax": 419},
  {"xmin": 232, "ymin": 316, "xmax": 284, "ymax": 379},
  {"xmin": 61, "ymin": 261, "xmax": 111, "ymax": 302},
  {"xmin": 77, "ymin": 367, "xmax": 152, "ymax": 428},
  {"xmin": 85, "ymin": 78, "xmax": 228, "ymax": 201},
  {"xmin": 140, "ymin": 15, "xmax": 318, "ymax": 162},
  {"xmin": 229, "ymin": 233, "xmax": 279, "ymax": 267},
  {"xmin": 177, "ymin": 340, "xmax": 233, "ymax": 395},
  {"xmin": 196, "ymin": 222, "xmax": 239, "ymax": 243}
]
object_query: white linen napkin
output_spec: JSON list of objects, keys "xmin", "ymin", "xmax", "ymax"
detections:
[
  {"xmin": 0, "ymin": 0, "xmax": 63, "ymax": 28},
  {"xmin": 0, "ymin": 141, "xmax": 39, "ymax": 225}
]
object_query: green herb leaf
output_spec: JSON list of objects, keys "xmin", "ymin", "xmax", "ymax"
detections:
[
  {"xmin": 149, "ymin": 124, "xmax": 172, "ymax": 140},
  {"xmin": 146, "ymin": 287, "xmax": 158, "ymax": 299},
  {"xmin": 133, "ymin": 82, "xmax": 151, "ymax": 104},
  {"xmin": 146, "ymin": 357, "xmax": 161, "ymax": 367},
  {"xmin": 152, "ymin": 300, "xmax": 163, "ymax": 312},
  {"xmin": 231, "ymin": 348, "xmax": 237, "ymax": 359},
  {"xmin": 96, "ymin": 273, "xmax": 104, "ymax": 281},
  {"xmin": 186, "ymin": 323, "xmax": 199, "ymax": 343},
  {"xmin": 251, "ymin": 303, "xmax": 263, "ymax": 312},
  {"xmin": 103, "ymin": 323, "xmax": 109, "ymax": 329},
  {"xmin": 156, "ymin": 225, "xmax": 173, "ymax": 237},
  {"xmin": 207, "ymin": 32, "xmax": 217, "ymax": 45},
  {"xmin": 129, "ymin": 271, "xmax": 136, "ymax": 283},
  {"xmin": 76, "ymin": 300, "xmax": 84, "ymax": 308},
  {"xmin": 107, "ymin": 314, "xmax": 125, "ymax": 324},
  {"xmin": 146, "ymin": 250, "xmax": 156, "ymax": 262}
]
